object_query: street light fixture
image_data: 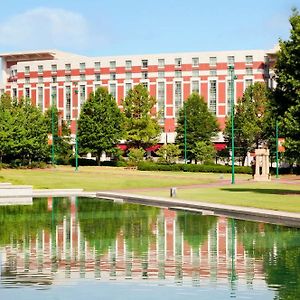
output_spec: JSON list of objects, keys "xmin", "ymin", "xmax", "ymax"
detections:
[
  {"xmin": 51, "ymin": 93, "xmax": 55, "ymax": 166},
  {"xmin": 184, "ymin": 103, "xmax": 187, "ymax": 164},
  {"xmin": 74, "ymin": 82, "xmax": 79, "ymax": 172},
  {"xmin": 228, "ymin": 65, "xmax": 237, "ymax": 184}
]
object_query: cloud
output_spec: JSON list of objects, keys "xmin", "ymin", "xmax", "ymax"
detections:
[{"xmin": 0, "ymin": 7, "xmax": 104, "ymax": 51}]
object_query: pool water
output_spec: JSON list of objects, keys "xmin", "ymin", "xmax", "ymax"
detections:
[{"xmin": 0, "ymin": 197, "xmax": 299, "ymax": 300}]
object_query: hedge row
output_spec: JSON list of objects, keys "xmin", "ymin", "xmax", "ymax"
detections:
[
  {"xmin": 137, "ymin": 162, "xmax": 252, "ymax": 174},
  {"xmin": 69, "ymin": 158, "xmax": 127, "ymax": 167}
]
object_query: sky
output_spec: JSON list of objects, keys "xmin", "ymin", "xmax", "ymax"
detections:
[{"xmin": 0, "ymin": 0, "xmax": 298, "ymax": 57}]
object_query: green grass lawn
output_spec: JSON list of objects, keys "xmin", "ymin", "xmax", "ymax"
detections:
[
  {"xmin": 0, "ymin": 166, "xmax": 232, "ymax": 190},
  {"xmin": 1, "ymin": 166, "xmax": 299, "ymax": 213},
  {"xmin": 137, "ymin": 181, "xmax": 300, "ymax": 213}
]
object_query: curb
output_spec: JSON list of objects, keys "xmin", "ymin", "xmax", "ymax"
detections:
[{"xmin": 96, "ymin": 191, "xmax": 300, "ymax": 228}]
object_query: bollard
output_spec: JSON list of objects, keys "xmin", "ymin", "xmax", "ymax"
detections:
[{"xmin": 170, "ymin": 187, "xmax": 177, "ymax": 198}]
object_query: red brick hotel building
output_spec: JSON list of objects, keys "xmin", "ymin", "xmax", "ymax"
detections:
[{"xmin": 0, "ymin": 48, "xmax": 276, "ymax": 143}]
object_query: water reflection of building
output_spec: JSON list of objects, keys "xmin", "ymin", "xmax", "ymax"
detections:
[{"xmin": 0, "ymin": 197, "xmax": 264, "ymax": 285}]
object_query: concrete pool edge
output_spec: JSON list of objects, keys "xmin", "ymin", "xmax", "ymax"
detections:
[{"xmin": 95, "ymin": 191, "xmax": 300, "ymax": 228}]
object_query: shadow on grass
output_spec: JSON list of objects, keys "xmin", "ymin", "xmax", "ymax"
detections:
[{"xmin": 221, "ymin": 188, "xmax": 300, "ymax": 195}]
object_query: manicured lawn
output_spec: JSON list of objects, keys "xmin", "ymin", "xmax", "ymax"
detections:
[
  {"xmin": 137, "ymin": 181, "xmax": 300, "ymax": 213},
  {"xmin": 0, "ymin": 166, "xmax": 239, "ymax": 191},
  {"xmin": 1, "ymin": 166, "xmax": 299, "ymax": 213}
]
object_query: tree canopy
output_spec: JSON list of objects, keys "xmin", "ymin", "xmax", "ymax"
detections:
[
  {"xmin": 175, "ymin": 93, "xmax": 219, "ymax": 163},
  {"xmin": 224, "ymin": 82, "xmax": 271, "ymax": 165},
  {"xmin": 122, "ymin": 84, "xmax": 161, "ymax": 149},
  {"xmin": 273, "ymin": 8, "xmax": 300, "ymax": 164},
  {"xmin": 78, "ymin": 87, "xmax": 124, "ymax": 165}
]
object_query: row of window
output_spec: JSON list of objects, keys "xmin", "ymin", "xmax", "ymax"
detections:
[
  {"xmin": 17, "ymin": 78, "xmax": 253, "ymax": 116},
  {"xmin": 24, "ymin": 67, "xmax": 254, "ymax": 84},
  {"xmin": 23, "ymin": 56, "xmax": 256, "ymax": 75}
]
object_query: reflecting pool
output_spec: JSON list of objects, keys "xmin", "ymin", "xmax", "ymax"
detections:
[{"xmin": 0, "ymin": 197, "xmax": 299, "ymax": 300}]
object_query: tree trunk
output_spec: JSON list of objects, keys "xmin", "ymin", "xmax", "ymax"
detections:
[{"xmin": 96, "ymin": 150, "xmax": 101, "ymax": 166}]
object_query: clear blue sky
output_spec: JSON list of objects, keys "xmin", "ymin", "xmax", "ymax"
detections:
[{"xmin": 0, "ymin": 0, "xmax": 297, "ymax": 56}]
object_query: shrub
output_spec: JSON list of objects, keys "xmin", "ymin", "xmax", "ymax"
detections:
[
  {"xmin": 138, "ymin": 162, "xmax": 251, "ymax": 174},
  {"xmin": 128, "ymin": 148, "xmax": 145, "ymax": 166},
  {"xmin": 69, "ymin": 157, "xmax": 98, "ymax": 167}
]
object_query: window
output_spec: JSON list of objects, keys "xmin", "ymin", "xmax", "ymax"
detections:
[
  {"xmin": 142, "ymin": 59, "xmax": 148, "ymax": 68},
  {"xmin": 65, "ymin": 75, "xmax": 71, "ymax": 82},
  {"xmin": 125, "ymin": 72, "xmax": 132, "ymax": 79},
  {"xmin": 52, "ymin": 76, "xmax": 57, "ymax": 83},
  {"xmin": 191, "ymin": 80, "xmax": 199, "ymax": 94},
  {"xmin": 38, "ymin": 76, "xmax": 43, "ymax": 83},
  {"xmin": 158, "ymin": 59, "xmax": 165, "ymax": 68},
  {"xmin": 37, "ymin": 87, "xmax": 43, "ymax": 110},
  {"xmin": 209, "ymin": 69, "xmax": 217, "ymax": 76},
  {"xmin": 125, "ymin": 82, "xmax": 132, "ymax": 96},
  {"xmin": 175, "ymin": 70, "xmax": 182, "ymax": 78},
  {"xmin": 94, "ymin": 61, "xmax": 101, "ymax": 71},
  {"xmin": 245, "ymin": 79, "xmax": 253, "ymax": 89},
  {"xmin": 110, "ymin": 73, "xmax": 116, "ymax": 80},
  {"xmin": 95, "ymin": 74, "xmax": 101, "ymax": 81},
  {"xmin": 51, "ymin": 86, "xmax": 57, "ymax": 106},
  {"xmin": 25, "ymin": 77, "xmax": 30, "ymax": 84},
  {"xmin": 142, "ymin": 71, "xmax": 148, "ymax": 79},
  {"xmin": 209, "ymin": 80, "xmax": 217, "ymax": 114},
  {"xmin": 109, "ymin": 83, "xmax": 116, "ymax": 99},
  {"xmin": 25, "ymin": 66, "xmax": 30, "ymax": 75},
  {"xmin": 192, "ymin": 69, "xmax": 199, "ymax": 77},
  {"xmin": 175, "ymin": 58, "xmax": 182, "ymax": 67},
  {"xmin": 38, "ymin": 65, "xmax": 43, "ymax": 73},
  {"xmin": 209, "ymin": 57, "xmax": 217, "ymax": 67},
  {"xmin": 65, "ymin": 64, "xmax": 71, "ymax": 71},
  {"xmin": 157, "ymin": 82, "xmax": 165, "ymax": 122},
  {"xmin": 110, "ymin": 61, "xmax": 116, "ymax": 69},
  {"xmin": 246, "ymin": 55, "xmax": 253, "ymax": 64},
  {"xmin": 192, "ymin": 57, "xmax": 199, "ymax": 66},
  {"xmin": 25, "ymin": 87, "xmax": 30, "ymax": 98},
  {"xmin": 246, "ymin": 67, "xmax": 253, "ymax": 75},
  {"xmin": 80, "ymin": 63, "xmax": 86, "ymax": 71},
  {"xmin": 125, "ymin": 60, "xmax": 132, "ymax": 69},
  {"xmin": 174, "ymin": 81, "xmax": 182, "ymax": 117},
  {"xmin": 65, "ymin": 86, "xmax": 71, "ymax": 120},
  {"xmin": 51, "ymin": 64, "xmax": 57, "ymax": 72},
  {"xmin": 227, "ymin": 56, "xmax": 235, "ymax": 66},
  {"xmin": 158, "ymin": 71, "xmax": 165, "ymax": 78},
  {"xmin": 79, "ymin": 85, "xmax": 86, "ymax": 107},
  {"xmin": 80, "ymin": 74, "xmax": 86, "ymax": 81},
  {"xmin": 12, "ymin": 88, "xmax": 17, "ymax": 98}
]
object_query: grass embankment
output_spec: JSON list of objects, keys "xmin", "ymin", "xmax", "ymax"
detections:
[
  {"xmin": 137, "ymin": 181, "xmax": 300, "ymax": 213},
  {"xmin": 0, "ymin": 166, "xmax": 299, "ymax": 213}
]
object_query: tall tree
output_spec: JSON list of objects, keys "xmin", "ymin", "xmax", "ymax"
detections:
[
  {"xmin": 0, "ymin": 96, "xmax": 48, "ymax": 164},
  {"xmin": 78, "ymin": 87, "xmax": 124, "ymax": 165},
  {"xmin": 175, "ymin": 93, "xmax": 219, "ymax": 163},
  {"xmin": 224, "ymin": 82, "xmax": 271, "ymax": 165},
  {"xmin": 273, "ymin": 8, "xmax": 300, "ymax": 164},
  {"xmin": 122, "ymin": 84, "xmax": 161, "ymax": 149}
]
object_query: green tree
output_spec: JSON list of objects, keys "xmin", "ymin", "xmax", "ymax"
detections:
[
  {"xmin": 122, "ymin": 84, "xmax": 161, "ymax": 149},
  {"xmin": 273, "ymin": 9, "xmax": 300, "ymax": 164},
  {"xmin": 44, "ymin": 106, "xmax": 72, "ymax": 164},
  {"xmin": 78, "ymin": 87, "xmax": 124, "ymax": 165},
  {"xmin": 157, "ymin": 144, "xmax": 181, "ymax": 164},
  {"xmin": 224, "ymin": 82, "xmax": 270, "ymax": 165},
  {"xmin": 127, "ymin": 148, "xmax": 145, "ymax": 166},
  {"xmin": 1, "ymin": 96, "xmax": 48, "ymax": 164},
  {"xmin": 191, "ymin": 140, "xmax": 216, "ymax": 164},
  {"xmin": 175, "ymin": 93, "xmax": 219, "ymax": 163}
]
